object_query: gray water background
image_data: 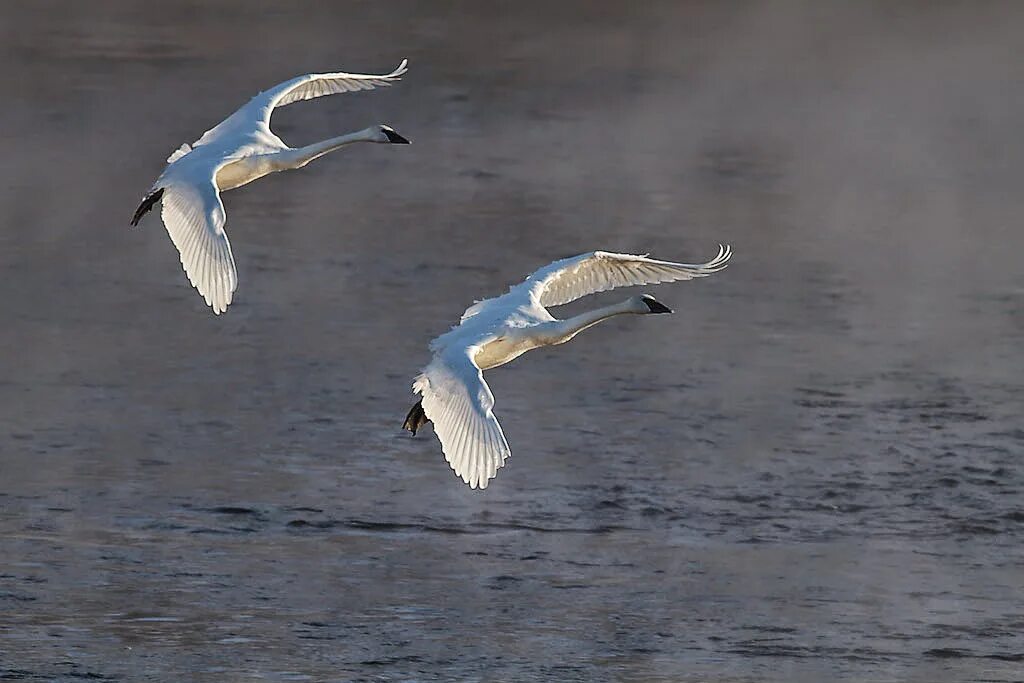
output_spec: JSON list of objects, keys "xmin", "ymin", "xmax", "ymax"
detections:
[{"xmin": 1, "ymin": 2, "xmax": 1022, "ymax": 681}]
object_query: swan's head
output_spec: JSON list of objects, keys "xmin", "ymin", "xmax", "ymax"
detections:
[
  {"xmin": 635, "ymin": 294, "xmax": 673, "ymax": 314},
  {"xmin": 372, "ymin": 125, "xmax": 410, "ymax": 144}
]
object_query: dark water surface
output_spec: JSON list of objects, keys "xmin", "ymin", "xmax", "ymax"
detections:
[{"xmin": 2, "ymin": 2, "xmax": 1023, "ymax": 681}]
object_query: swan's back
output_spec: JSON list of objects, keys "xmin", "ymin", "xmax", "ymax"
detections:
[{"xmin": 430, "ymin": 293, "xmax": 544, "ymax": 354}]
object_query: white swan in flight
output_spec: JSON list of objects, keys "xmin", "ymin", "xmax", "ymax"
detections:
[
  {"xmin": 130, "ymin": 60, "xmax": 410, "ymax": 314},
  {"xmin": 403, "ymin": 245, "xmax": 732, "ymax": 489}
]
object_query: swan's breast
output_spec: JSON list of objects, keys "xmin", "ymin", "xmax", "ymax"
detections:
[
  {"xmin": 215, "ymin": 157, "xmax": 274, "ymax": 191},
  {"xmin": 473, "ymin": 333, "xmax": 541, "ymax": 370}
]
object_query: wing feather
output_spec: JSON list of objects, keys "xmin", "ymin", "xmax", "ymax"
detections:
[
  {"xmin": 524, "ymin": 244, "xmax": 731, "ymax": 307},
  {"xmin": 258, "ymin": 59, "xmax": 408, "ymax": 127},
  {"xmin": 189, "ymin": 60, "xmax": 408, "ymax": 149},
  {"xmin": 166, "ymin": 143, "xmax": 192, "ymax": 164},
  {"xmin": 413, "ymin": 348, "xmax": 511, "ymax": 490},
  {"xmin": 159, "ymin": 177, "xmax": 238, "ymax": 314}
]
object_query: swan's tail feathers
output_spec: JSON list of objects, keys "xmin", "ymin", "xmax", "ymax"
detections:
[
  {"xmin": 403, "ymin": 400, "xmax": 429, "ymax": 436},
  {"xmin": 130, "ymin": 188, "xmax": 164, "ymax": 227}
]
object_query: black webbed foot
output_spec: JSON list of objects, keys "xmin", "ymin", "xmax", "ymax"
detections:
[
  {"xmin": 131, "ymin": 188, "xmax": 164, "ymax": 227},
  {"xmin": 402, "ymin": 400, "xmax": 429, "ymax": 436}
]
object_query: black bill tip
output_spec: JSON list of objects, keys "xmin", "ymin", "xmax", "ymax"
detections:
[
  {"xmin": 641, "ymin": 294, "xmax": 673, "ymax": 314},
  {"xmin": 382, "ymin": 126, "xmax": 410, "ymax": 144}
]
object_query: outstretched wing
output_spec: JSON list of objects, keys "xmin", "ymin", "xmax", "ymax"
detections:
[
  {"xmin": 159, "ymin": 175, "xmax": 238, "ymax": 314},
  {"xmin": 255, "ymin": 59, "xmax": 408, "ymax": 128},
  {"xmin": 413, "ymin": 347, "xmax": 511, "ymax": 490},
  {"xmin": 182, "ymin": 60, "xmax": 408, "ymax": 154},
  {"xmin": 524, "ymin": 244, "xmax": 731, "ymax": 308}
]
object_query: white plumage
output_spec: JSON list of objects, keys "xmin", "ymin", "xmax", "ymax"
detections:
[
  {"xmin": 131, "ymin": 60, "xmax": 410, "ymax": 314},
  {"xmin": 158, "ymin": 177, "xmax": 234, "ymax": 314},
  {"xmin": 405, "ymin": 245, "xmax": 732, "ymax": 489},
  {"xmin": 413, "ymin": 347, "xmax": 510, "ymax": 490}
]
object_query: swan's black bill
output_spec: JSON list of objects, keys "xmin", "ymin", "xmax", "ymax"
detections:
[
  {"xmin": 382, "ymin": 127, "xmax": 410, "ymax": 144},
  {"xmin": 131, "ymin": 188, "xmax": 163, "ymax": 227},
  {"xmin": 641, "ymin": 295, "xmax": 673, "ymax": 314},
  {"xmin": 403, "ymin": 400, "xmax": 429, "ymax": 436}
]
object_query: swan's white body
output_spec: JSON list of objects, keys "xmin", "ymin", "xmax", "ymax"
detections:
[
  {"xmin": 132, "ymin": 60, "xmax": 410, "ymax": 314},
  {"xmin": 407, "ymin": 245, "xmax": 733, "ymax": 489}
]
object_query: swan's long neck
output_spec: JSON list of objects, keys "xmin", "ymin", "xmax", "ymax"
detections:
[
  {"xmin": 215, "ymin": 129, "xmax": 377, "ymax": 191},
  {"xmin": 544, "ymin": 299, "xmax": 641, "ymax": 346},
  {"xmin": 276, "ymin": 129, "xmax": 376, "ymax": 170}
]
